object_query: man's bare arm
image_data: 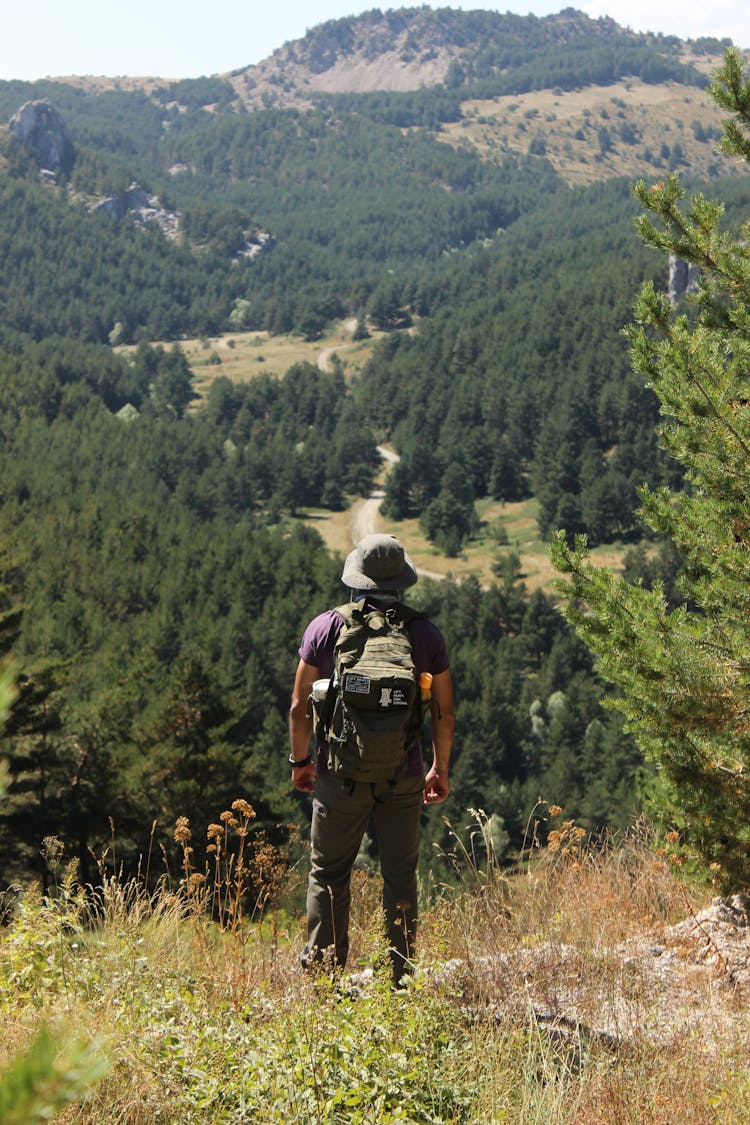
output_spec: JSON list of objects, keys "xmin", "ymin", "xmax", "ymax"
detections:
[
  {"xmin": 288, "ymin": 659, "xmax": 319, "ymax": 791},
  {"xmin": 424, "ymin": 669, "xmax": 454, "ymax": 804}
]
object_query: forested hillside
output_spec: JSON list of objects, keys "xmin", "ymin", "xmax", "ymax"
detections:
[
  {"xmin": 0, "ymin": 339, "xmax": 638, "ymax": 886},
  {"xmin": 0, "ymin": 99, "xmax": 562, "ymax": 343},
  {"xmin": 0, "ymin": 7, "xmax": 748, "ymax": 885}
]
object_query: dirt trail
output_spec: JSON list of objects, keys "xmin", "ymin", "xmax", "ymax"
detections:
[
  {"xmin": 349, "ymin": 492, "xmax": 385, "ymax": 542},
  {"xmin": 317, "ymin": 346, "xmax": 337, "ymax": 374},
  {"xmin": 317, "ymin": 319, "xmax": 358, "ymax": 374},
  {"xmin": 349, "ymin": 447, "xmax": 445, "ymax": 582},
  {"xmin": 349, "ymin": 447, "xmax": 392, "ymax": 543}
]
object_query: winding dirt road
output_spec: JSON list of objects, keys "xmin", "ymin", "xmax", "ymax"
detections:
[
  {"xmin": 349, "ymin": 445, "xmax": 396, "ymax": 542},
  {"xmin": 317, "ymin": 319, "xmax": 359, "ymax": 375},
  {"xmin": 349, "ymin": 491, "xmax": 386, "ymax": 542},
  {"xmin": 349, "ymin": 447, "xmax": 445, "ymax": 582}
]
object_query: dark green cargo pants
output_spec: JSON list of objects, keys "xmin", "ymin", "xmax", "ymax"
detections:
[{"xmin": 302, "ymin": 769, "xmax": 425, "ymax": 984}]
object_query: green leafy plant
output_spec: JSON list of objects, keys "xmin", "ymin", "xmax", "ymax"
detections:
[
  {"xmin": 0, "ymin": 677, "xmax": 109, "ymax": 1123},
  {"xmin": 0, "ymin": 1025, "xmax": 109, "ymax": 1125}
]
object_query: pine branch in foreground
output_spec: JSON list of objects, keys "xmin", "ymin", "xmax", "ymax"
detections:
[{"xmin": 551, "ymin": 47, "xmax": 750, "ymax": 885}]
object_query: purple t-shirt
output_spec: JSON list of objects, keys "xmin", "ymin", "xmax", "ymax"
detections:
[{"xmin": 298, "ymin": 601, "xmax": 449, "ymax": 775}]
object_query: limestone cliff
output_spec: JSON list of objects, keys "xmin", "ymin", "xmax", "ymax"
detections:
[{"xmin": 8, "ymin": 100, "xmax": 75, "ymax": 172}]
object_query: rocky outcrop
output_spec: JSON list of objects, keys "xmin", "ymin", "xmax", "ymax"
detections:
[
  {"xmin": 668, "ymin": 254, "xmax": 700, "ymax": 305},
  {"xmin": 7, "ymin": 100, "xmax": 180, "ymax": 239},
  {"xmin": 231, "ymin": 231, "xmax": 275, "ymax": 263},
  {"xmin": 422, "ymin": 894, "xmax": 750, "ymax": 1050},
  {"xmin": 8, "ymin": 100, "xmax": 75, "ymax": 172},
  {"xmin": 92, "ymin": 183, "xmax": 180, "ymax": 238}
]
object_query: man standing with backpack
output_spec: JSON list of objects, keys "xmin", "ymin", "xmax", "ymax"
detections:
[{"xmin": 289, "ymin": 533, "xmax": 454, "ymax": 986}]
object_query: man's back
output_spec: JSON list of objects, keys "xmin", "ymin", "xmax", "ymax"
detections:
[{"xmin": 288, "ymin": 534, "xmax": 455, "ymax": 984}]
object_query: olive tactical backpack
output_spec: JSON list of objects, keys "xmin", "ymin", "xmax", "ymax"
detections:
[{"xmin": 314, "ymin": 602, "xmax": 424, "ymax": 781}]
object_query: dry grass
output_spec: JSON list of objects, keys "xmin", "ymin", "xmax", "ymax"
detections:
[
  {"xmin": 437, "ymin": 68, "xmax": 747, "ymax": 188},
  {"xmin": 415, "ymin": 812, "xmax": 750, "ymax": 1124},
  {"xmin": 298, "ymin": 493, "xmax": 628, "ymax": 593},
  {"xmin": 297, "ymin": 497, "xmax": 551, "ymax": 586},
  {"xmin": 2, "ymin": 806, "xmax": 748, "ymax": 1123},
  {"xmin": 119, "ymin": 319, "xmax": 384, "ymax": 402},
  {"xmin": 418, "ymin": 812, "xmax": 696, "ymax": 977}
]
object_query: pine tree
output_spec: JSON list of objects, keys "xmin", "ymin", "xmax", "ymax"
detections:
[{"xmin": 551, "ymin": 48, "xmax": 750, "ymax": 884}]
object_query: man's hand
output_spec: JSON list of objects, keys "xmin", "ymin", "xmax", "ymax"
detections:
[
  {"xmin": 291, "ymin": 761, "xmax": 316, "ymax": 793},
  {"xmin": 423, "ymin": 766, "xmax": 450, "ymax": 805}
]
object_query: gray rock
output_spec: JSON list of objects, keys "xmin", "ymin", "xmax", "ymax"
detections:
[
  {"xmin": 668, "ymin": 254, "xmax": 700, "ymax": 305},
  {"xmin": 92, "ymin": 182, "xmax": 180, "ymax": 238},
  {"xmin": 8, "ymin": 100, "xmax": 75, "ymax": 172}
]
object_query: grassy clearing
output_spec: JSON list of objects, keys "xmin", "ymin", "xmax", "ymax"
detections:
[
  {"xmin": 1, "ymin": 809, "xmax": 745, "ymax": 1124},
  {"xmin": 298, "ymin": 493, "xmax": 627, "ymax": 593},
  {"xmin": 438, "ymin": 69, "xmax": 742, "ymax": 187},
  {"xmin": 128, "ymin": 319, "xmax": 384, "ymax": 401}
]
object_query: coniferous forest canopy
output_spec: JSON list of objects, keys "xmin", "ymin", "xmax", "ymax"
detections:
[{"xmin": 0, "ymin": 8, "xmax": 747, "ymax": 886}]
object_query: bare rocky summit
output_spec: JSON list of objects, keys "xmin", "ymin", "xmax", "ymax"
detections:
[
  {"xmin": 228, "ymin": 15, "xmax": 461, "ymax": 109},
  {"xmin": 225, "ymin": 8, "xmax": 599, "ymax": 110}
]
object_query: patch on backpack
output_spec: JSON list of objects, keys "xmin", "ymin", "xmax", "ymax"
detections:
[
  {"xmin": 343, "ymin": 673, "xmax": 371, "ymax": 694},
  {"xmin": 378, "ymin": 687, "xmax": 410, "ymax": 708}
]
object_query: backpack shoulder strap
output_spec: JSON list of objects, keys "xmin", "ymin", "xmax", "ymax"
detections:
[
  {"xmin": 334, "ymin": 602, "xmax": 358, "ymax": 627},
  {"xmin": 313, "ymin": 605, "xmax": 350, "ymax": 742},
  {"xmin": 334, "ymin": 601, "xmax": 426, "ymax": 627}
]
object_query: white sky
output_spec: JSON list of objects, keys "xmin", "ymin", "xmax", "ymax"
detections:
[{"xmin": 1, "ymin": 2, "xmax": 747, "ymax": 83}]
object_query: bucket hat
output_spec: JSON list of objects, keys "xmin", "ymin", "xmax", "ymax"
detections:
[{"xmin": 341, "ymin": 533, "xmax": 418, "ymax": 591}]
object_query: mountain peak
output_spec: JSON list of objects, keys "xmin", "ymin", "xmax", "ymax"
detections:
[
  {"xmin": 227, "ymin": 7, "xmax": 468, "ymax": 107},
  {"xmin": 223, "ymin": 6, "xmax": 719, "ymax": 111}
]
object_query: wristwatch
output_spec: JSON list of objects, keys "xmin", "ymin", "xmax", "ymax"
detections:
[{"xmin": 288, "ymin": 753, "xmax": 313, "ymax": 768}]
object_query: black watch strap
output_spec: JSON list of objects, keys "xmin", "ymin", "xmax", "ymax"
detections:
[{"xmin": 289, "ymin": 753, "xmax": 313, "ymax": 768}]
